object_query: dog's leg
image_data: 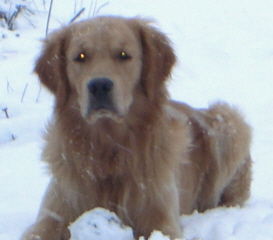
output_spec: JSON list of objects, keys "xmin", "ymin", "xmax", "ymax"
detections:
[
  {"xmin": 134, "ymin": 211, "xmax": 182, "ymax": 240},
  {"xmin": 220, "ymin": 156, "xmax": 252, "ymax": 207},
  {"xmin": 21, "ymin": 217, "xmax": 70, "ymax": 240},
  {"xmin": 132, "ymin": 188, "xmax": 182, "ymax": 240},
  {"xmin": 21, "ymin": 181, "xmax": 73, "ymax": 240}
]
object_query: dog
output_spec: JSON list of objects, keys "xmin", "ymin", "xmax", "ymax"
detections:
[{"xmin": 22, "ymin": 16, "xmax": 252, "ymax": 240}]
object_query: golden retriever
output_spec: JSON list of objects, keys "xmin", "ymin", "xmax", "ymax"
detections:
[{"xmin": 22, "ymin": 16, "xmax": 252, "ymax": 240}]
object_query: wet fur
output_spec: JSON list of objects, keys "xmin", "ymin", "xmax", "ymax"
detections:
[{"xmin": 22, "ymin": 16, "xmax": 252, "ymax": 240}]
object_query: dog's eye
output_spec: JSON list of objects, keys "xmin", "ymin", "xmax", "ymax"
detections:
[
  {"xmin": 118, "ymin": 51, "xmax": 131, "ymax": 60},
  {"xmin": 74, "ymin": 53, "xmax": 87, "ymax": 62}
]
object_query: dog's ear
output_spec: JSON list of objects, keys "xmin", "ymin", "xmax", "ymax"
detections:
[
  {"xmin": 35, "ymin": 29, "xmax": 70, "ymax": 106},
  {"xmin": 132, "ymin": 20, "xmax": 176, "ymax": 101}
]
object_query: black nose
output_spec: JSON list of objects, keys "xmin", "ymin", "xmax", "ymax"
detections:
[{"xmin": 88, "ymin": 78, "xmax": 113, "ymax": 97}]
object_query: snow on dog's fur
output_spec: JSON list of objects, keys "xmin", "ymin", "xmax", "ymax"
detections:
[{"xmin": 22, "ymin": 16, "xmax": 252, "ymax": 240}]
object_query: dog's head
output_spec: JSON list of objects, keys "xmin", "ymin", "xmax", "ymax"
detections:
[{"xmin": 35, "ymin": 17, "xmax": 175, "ymax": 123}]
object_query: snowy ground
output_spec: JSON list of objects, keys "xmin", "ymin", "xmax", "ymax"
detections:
[{"xmin": 0, "ymin": 0, "xmax": 273, "ymax": 239}]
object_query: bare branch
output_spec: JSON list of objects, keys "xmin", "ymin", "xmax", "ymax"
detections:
[
  {"xmin": 69, "ymin": 7, "xmax": 85, "ymax": 24},
  {"xmin": 94, "ymin": 1, "xmax": 109, "ymax": 16},
  {"xmin": 88, "ymin": 0, "xmax": 94, "ymax": 17},
  {"xmin": 21, "ymin": 83, "xmax": 29, "ymax": 103},
  {"xmin": 7, "ymin": 5, "xmax": 24, "ymax": 30},
  {"xmin": 0, "ymin": 10, "xmax": 8, "ymax": 23},
  {"xmin": 0, "ymin": 4, "xmax": 35, "ymax": 31},
  {"xmin": 11, "ymin": 134, "xmax": 16, "ymax": 140},
  {"xmin": 2, "ymin": 106, "xmax": 16, "ymax": 141},
  {"xmin": 2, "ymin": 107, "xmax": 9, "ymax": 119},
  {"xmin": 46, "ymin": 0, "xmax": 54, "ymax": 36},
  {"xmin": 92, "ymin": 0, "xmax": 98, "ymax": 16},
  {"xmin": 36, "ymin": 82, "xmax": 42, "ymax": 103}
]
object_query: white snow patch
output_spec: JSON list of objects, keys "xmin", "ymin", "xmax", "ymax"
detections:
[
  {"xmin": 69, "ymin": 208, "xmax": 186, "ymax": 240},
  {"xmin": 69, "ymin": 208, "xmax": 134, "ymax": 240}
]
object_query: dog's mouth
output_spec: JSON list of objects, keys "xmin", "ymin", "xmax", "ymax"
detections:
[
  {"xmin": 85, "ymin": 103, "xmax": 122, "ymax": 124},
  {"xmin": 82, "ymin": 78, "xmax": 123, "ymax": 123}
]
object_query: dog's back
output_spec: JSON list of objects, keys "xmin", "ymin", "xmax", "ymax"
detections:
[{"xmin": 170, "ymin": 101, "xmax": 252, "ymax": 214}]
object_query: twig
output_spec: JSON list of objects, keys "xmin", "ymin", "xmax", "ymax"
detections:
[
  {"xmin": 94, "ymin": 1, "xmax": 109, "ymax": 16},
  {"xmin": 92, "ymin": 0, "xmax": 98, "ymax": 16},
  {"xmin": 23, "ymin": 14, "xmax": 36, "ymax": 28},
  {"xmin": 43, "ymin": 0, "xmax": 47, "ymax": 10},
  {"xmin": 8, "ymin": 5, "xmax": 25, "ymax": 30},
  {"xmin": 6, "ymin": 80, "xmax": 11, "ymax": 93},
  {"xmin": 2, "ymin": 108, "xmax": 9, "ymax": 119},
  {"xmin": 0, "ymin": 11, "xmax": 8, "ymax": 23},
  {"xmin": 26, "ymin": 8, "xmax": 35, "ymax": 16},
  {"xmin": 88, "ymin": 0, "xmax": 94, "ymax": 17},
  {"xmin": 80, "ymin": 0, "xmax": 84, "ymax": 10},
  {"xmin": 74, "ymin": 0, "xmax": 77, "ymax": 15},
  {"xmin": 21, "ymin": 83, "xmax": 29, "ymax": 103},
  {"xmin": 36, "ymin": 82, "xmax": 42, "ymax": 103},
  {"xmin": 2, "ymin": 108, "xmax": 16, "ymax": 141},
  {"xmin": 11, "ymin": 134, "xmax": 16, "ymax": 140},
  {"xmin": 45, "ymin": 0, "xmax": 54, "ymax": 36},
  {"xmin": 69, "ymin": 8, "xmax": 85, "ymax": 24},
  {"xmin": 0, "ymin": 5, "xmax": 35, "ymax": 30},
  {"xmin": 6, "ymin": 80, "xmax": 14, "ymax": 92}
]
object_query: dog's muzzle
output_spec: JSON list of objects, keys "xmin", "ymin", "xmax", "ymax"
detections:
[{"xmin": 87, "ymin": 78, "xmax": 115, "ymax": 114}]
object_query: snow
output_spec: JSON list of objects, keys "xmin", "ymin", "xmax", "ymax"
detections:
[
  {"xmin": 69, "ymin": 201, "xmax": 273, "ymax": 240},
  {"xmin": 69, "ymin": 208, "xmax": 177, "ymax": 240},
  {"xmin": 1, "ymin": 0, "xmax": 273, "ymax": 240},
  {"xmin": 182, "ymin": 201, "xmax": 273, "ymax": 240},
  {"xmin": 69, "ymin": 208, "xmax": 134, "ymax": 240}
]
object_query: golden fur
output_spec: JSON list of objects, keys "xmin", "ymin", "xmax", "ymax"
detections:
[{"xmin": 22, "ymin": 16, "xmax": 252, "ymax": 240}]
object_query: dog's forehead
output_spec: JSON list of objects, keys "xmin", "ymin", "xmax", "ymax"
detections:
[{"xmin": 68, "ymin": 18, "xmax": 138, "ymax": 46}]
